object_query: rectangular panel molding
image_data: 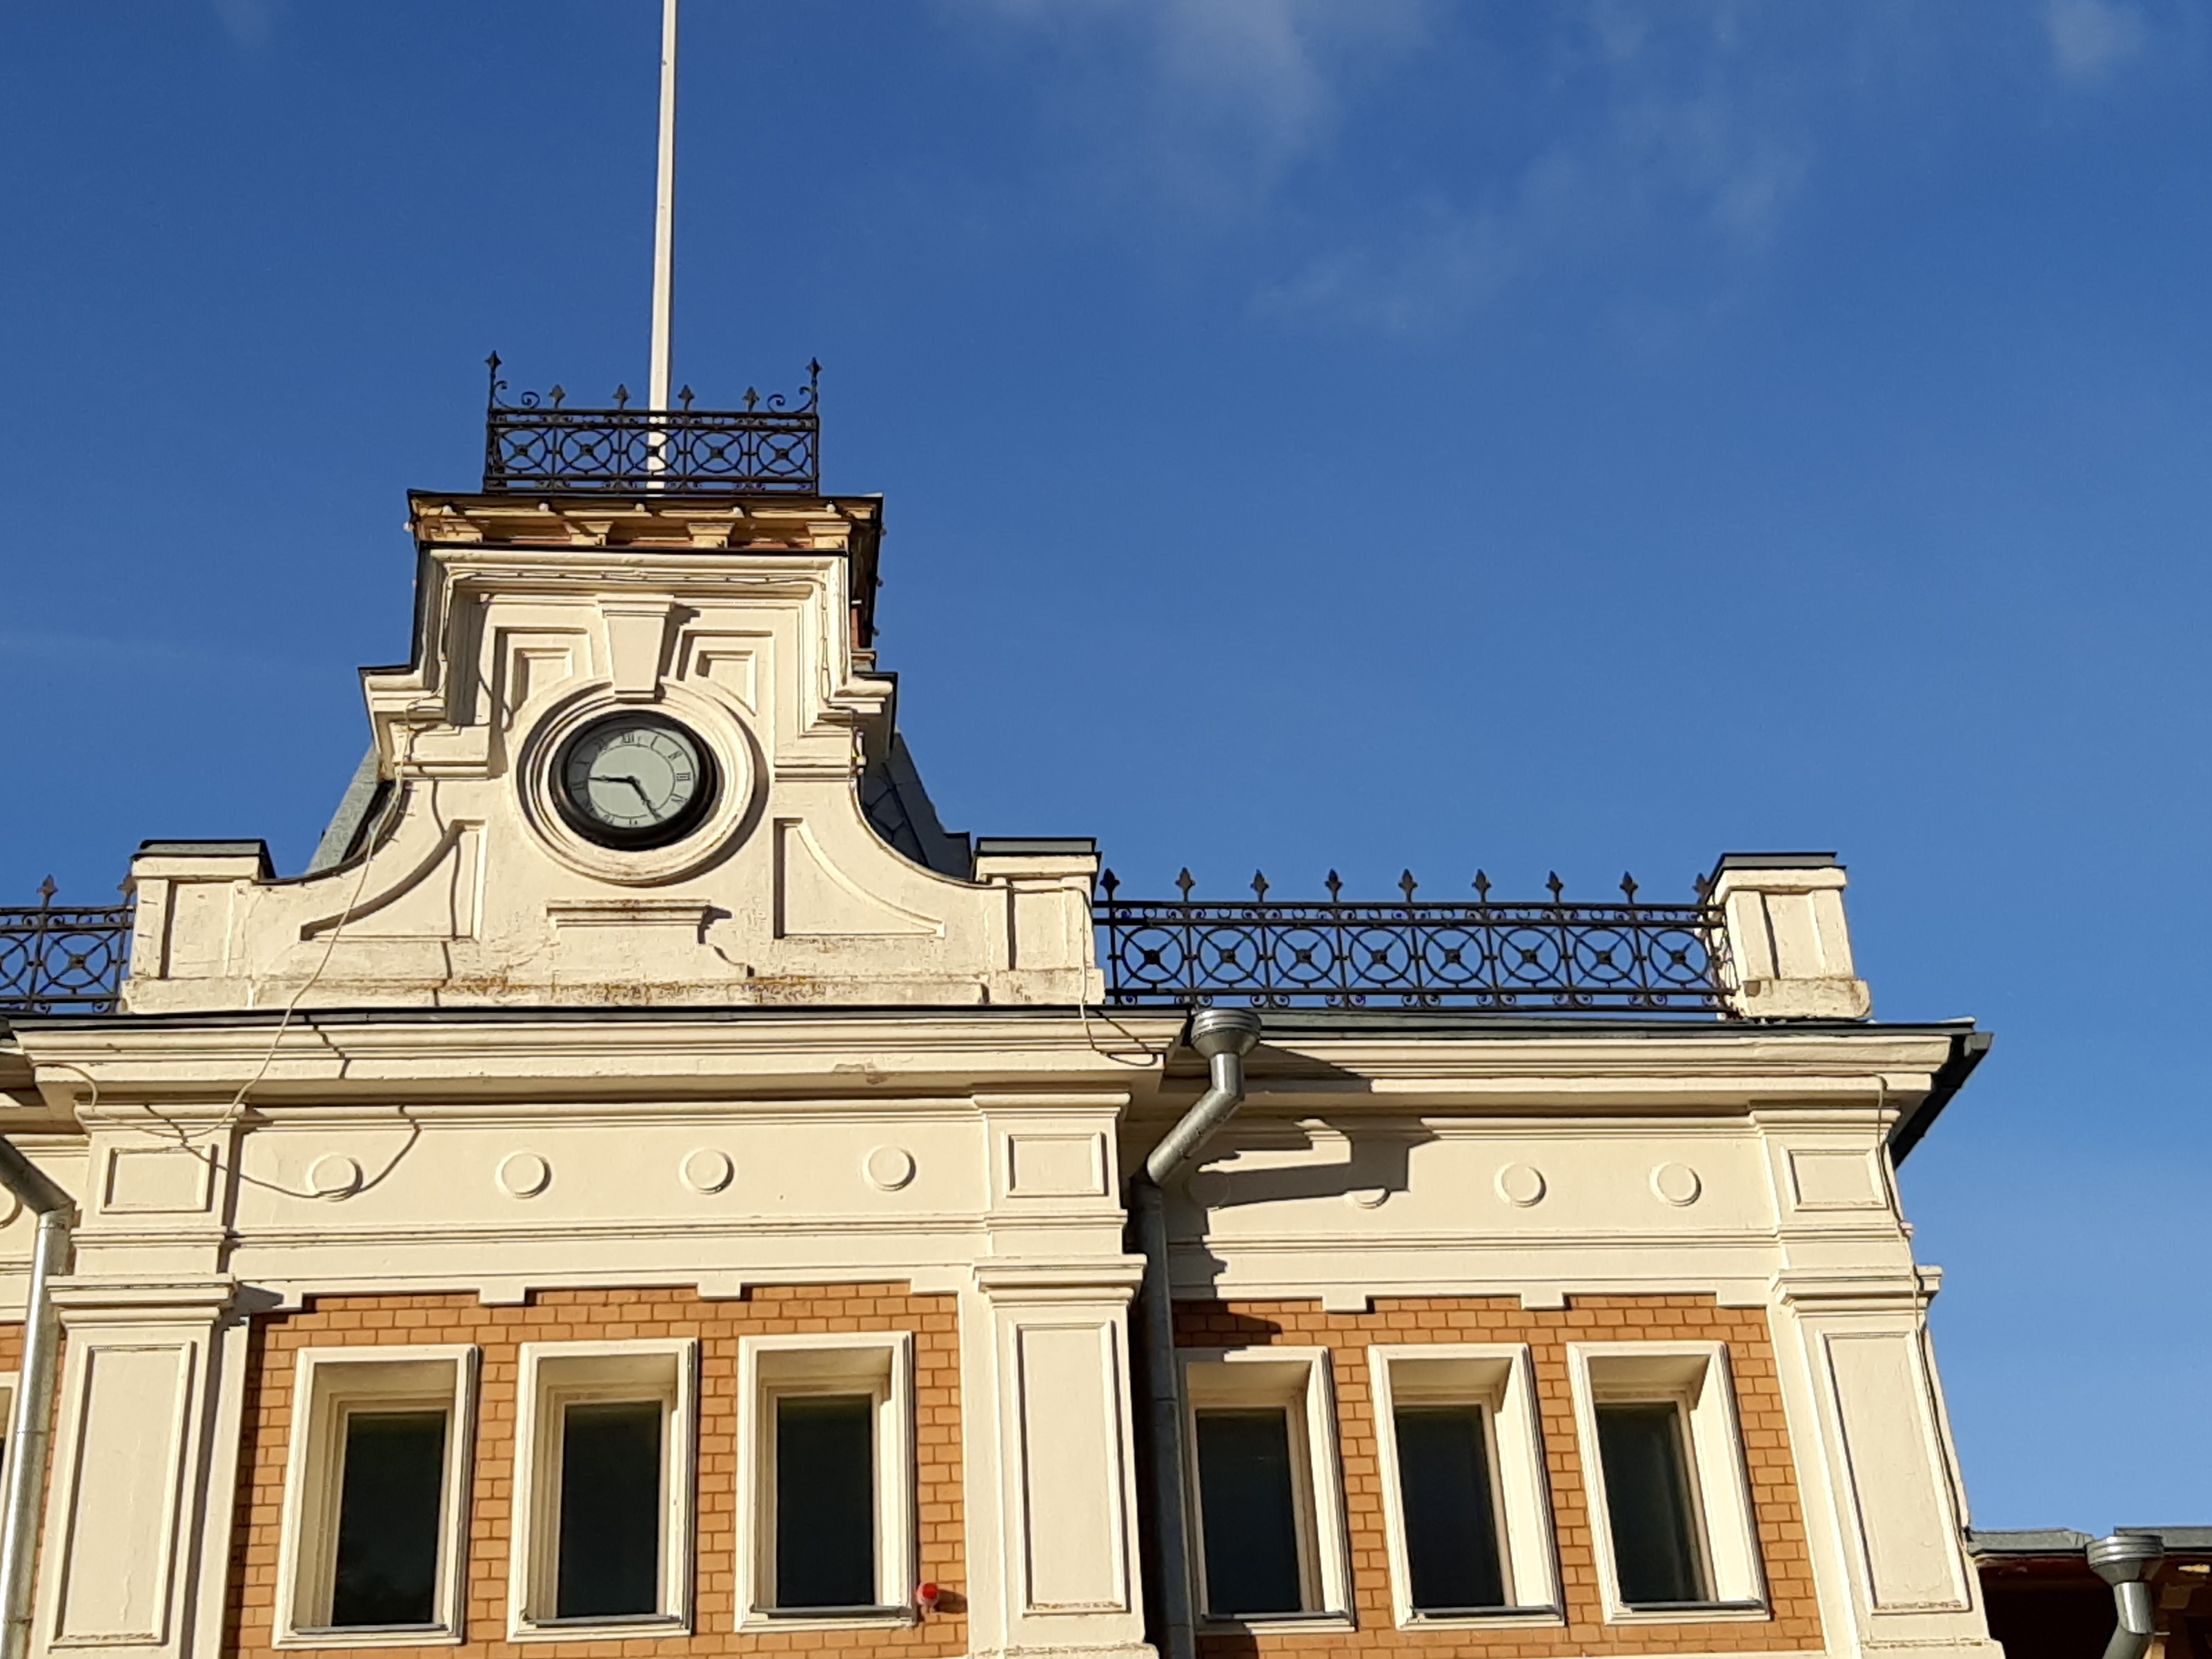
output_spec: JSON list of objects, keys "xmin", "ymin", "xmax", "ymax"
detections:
[
  {"xmin": 102, "ymin": 1147, "xmax": 215, "ymax": 1215},
  {"xmin": 1824, "ymin": 1331, "xmax": 1971, "ymax": 1612},
  {"xmin": 1007, "ymin": 1134, "xmax": 1107, "ymax": 1199},
  {"xmin": 52, "ymin": 1342, "xmax": 196, "ymax": 1645},
  {"xmin": 1015, "ymin": 1322, "xmax": 1131, "ymax": 1613},
  {"xmin": 1790, "ymin": 1148, "xmax": 1883, "ymax": 1210}
]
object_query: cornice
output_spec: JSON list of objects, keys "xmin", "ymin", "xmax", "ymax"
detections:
[
  {"xmin": 406, "ymin": 493, "xmax": 880, "ymax": 555},
  {"xmin": 12, "ymin": 1013, "xmax": 1176, "ymax": 1109},
  {"xmin": 974, "ymin": 1258, "xmax": 1147, "ymax": 1302},
  {"xmin": 1256, "ymin": 1028, "xmax": 1960, "ymax": 1079},
  {"xmin": 10, "ymin": 1012, "xmax": 1959, "ymax": 1116}
]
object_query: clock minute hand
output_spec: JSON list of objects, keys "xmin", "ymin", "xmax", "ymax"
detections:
[{"xmin": 591, "ymin": 773, "xmax": 655, "ymax": 807}]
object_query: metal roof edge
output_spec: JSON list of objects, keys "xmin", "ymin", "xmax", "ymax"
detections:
[
  {"xmin": 1889, "ymin": 1028, "xmax": 1995, "ymax": 1166},
  {"xmin": 1968, "ymin": 1529, "xmax": 2095, "ymax": 1555}
]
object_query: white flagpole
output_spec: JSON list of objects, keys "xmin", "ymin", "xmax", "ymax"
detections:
[{"xmin": 648, "ymin": 0, "xmax": 678, "ymax": 422}]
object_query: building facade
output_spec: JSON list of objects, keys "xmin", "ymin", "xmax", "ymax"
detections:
[{"xmin": 0, "ymin": 380, "xmax": 2003, "ymax": 1659}]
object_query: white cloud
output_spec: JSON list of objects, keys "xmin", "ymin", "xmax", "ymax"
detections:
[
  {"xmin": 1254, "ymin": 210, "xmax": 1519, "ymax": 337},
  {"xmin": 1256, "ymin": 11, "xmax": 1815, "ymax": 335},
  {"xmin": 2044, "ymin": 0, "xmax": 2146, "ymax": 84},
  {"xmin": 947, "ymin": 2, "xmax": 2158, "ymax": 338},
  {"xmin": 212, "ymin": 0, "xmax": 285, "ymax": 50},
  {"xmin": 944, "ymin": 0, "xmax": 1432, "ymax": 213}
]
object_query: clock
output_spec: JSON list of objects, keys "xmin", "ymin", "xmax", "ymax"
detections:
[{"xmin": 552, "ymin": 713, "xmax": 718, "ymax": 849}]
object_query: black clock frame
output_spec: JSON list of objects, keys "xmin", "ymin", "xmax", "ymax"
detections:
[{"xmin": 551, "ymin": 712, "xmax": 720, "ymax": 851}]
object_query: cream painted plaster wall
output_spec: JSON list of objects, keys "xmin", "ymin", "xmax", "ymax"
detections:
[
  {"xmin": 0, "ymin": 1010, "xmax": 1997, "ymax": 1659},
  {"xmin": 121, "ymin": 498, "xmax": 1098, "ymax": 1013}
]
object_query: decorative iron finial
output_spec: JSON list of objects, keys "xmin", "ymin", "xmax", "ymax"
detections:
[
  {"xmin": 613, "ymin": 384, "xmax": 631, "ymax": 409},
  {"xmin": 1472, "ymin": 870, "xmax": 1492, "ymax": 901},
  {"xmin": 485, "ymin": 351, "xmax": 504, "ymax": 409},
  {"xmin": 1324, "ymin": 870, "xmax": 1343, "ymax": 901},
  {"xmin": 678, "ymin": 385, "xmax": 695, "ymax": 409},
  {"xmin": 1175, "ymin": 867, "xmax": 1196, "ymax": 899},
  {"xmin": 1250, "ymin": 871, "xmax": 1269, "ymax": 900},
  {"xmin": 743, "ymin": 387, "xmax": 761, "ymax": 411},
  {"xmin": 1546, "ymin": 871, "xmax": 1566, "ymax": 901},
  {"xmin": 36, "ymin": 876, "xmax": 55, "ymax": 906},
  {"xmin": 1399, "ymin": 870, "xmax": 1419, "ymax": 901},
  {"xmin": 1619, "ymin": 872, "xmax": 1639, "ymax": 902},
  {"xmin": 549, "ymin": 384, "xmax": 566, "ymax": 409},
  {"xmin": 1100, "ymin": 868, "xmax": 1120, "ymax": 899}
]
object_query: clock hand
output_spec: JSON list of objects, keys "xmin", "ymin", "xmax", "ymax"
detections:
[{"xmin": 590, "ymin": 774, "xmax": 656, "ymax": 807}]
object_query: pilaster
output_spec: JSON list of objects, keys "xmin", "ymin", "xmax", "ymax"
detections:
[
  {"xmin": 1767, "ymin": 1269, "xmax": 2002, "ymax": 1659},
  {"xmin": 971, "ymin": 1262, "xmax": 1152, "ymax": 1659},
  {"xmin": 32, "ymin": 1279, "xmax": 237, "ymax": 1659},
  {"xmin": 965, "ymin": 1088, "xmax": 1153, "ymax": 1659}
]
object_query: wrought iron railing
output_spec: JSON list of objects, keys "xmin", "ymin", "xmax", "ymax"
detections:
[
  {"xmin": 1097, "ymin": 869, "xmax": 1724, "ymax": 1013},
  {"xmin": 3, "ymin": 867, "xmax": 1722, "ymax": 1016},
  {"xmin": 482, "ymin": 355, "xmax": 821, "ymax": 495},
  {"xmin": 0, "ymin": 881, "xmax": 132, "ymax": 1015}
]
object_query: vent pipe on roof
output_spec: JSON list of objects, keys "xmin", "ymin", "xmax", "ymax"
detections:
[
  {"xmin": 1132, "ymin": 1007, "xmax": 1262, "ymax": 1659},
  {"xmin": 2088, "ymin": 1532, "xmax": 2165, "ymax": 1659},
  {"xmin": 0, "ymin": 1137, "xmax": 72, "ymax": 1659}
]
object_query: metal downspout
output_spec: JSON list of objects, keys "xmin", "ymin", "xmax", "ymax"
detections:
[
  {"xmin": 1134, "ymin": 1008, "xmax": 1261, "ymax": 1659},
  {"xmin": 2089, "ymin": 1533, "xmax": 2164, "ymax": 1659},
  {"xmin": 0, "ymin": 1136, "xmax": 72, "ymax": 1659}
]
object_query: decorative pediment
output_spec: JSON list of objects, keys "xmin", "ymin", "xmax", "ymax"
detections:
[{"xmin": 123, "ymin": 496, "xmax": 1098, "ymax": 1012}]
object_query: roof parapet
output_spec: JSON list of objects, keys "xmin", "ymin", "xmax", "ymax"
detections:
[{"xmin": 1705, "ymin": 852, "xmax": 1872, "ymax": 1021}]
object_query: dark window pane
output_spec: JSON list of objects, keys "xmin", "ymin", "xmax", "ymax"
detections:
[
  {"xmin": 330, "ymin": 1410, "xmax": 447, "ymax": 1627},
  {"xmin": 1394, "ymin": 1405, "xmax": 1506, "ymax": 1611},
  {"xmin": 775, "ymin": 1394, "xmax": 876, "ymax": 1608},
  {"xmin": 1594, "ymin": 1402, "xmax": 1709, "ymax": 1606},
  {"xmin": 1194, "ymin": 1408, "xmax": 1305, "ymax": 1616},
  {"xmin": 557, "ymin": 1400, "xmax": 664, "ymax": 1619}
]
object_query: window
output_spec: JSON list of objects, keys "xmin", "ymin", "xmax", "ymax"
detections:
[
  {"xmin": 1196, "ymin": 1408, "xmax": 1302, "ymax": 1614},
  {"xmin": 1595, "ymin": 1402, "xmax": 1705, "ymax": 1604},
  {"xmin": 275, "ymin": 1346, "xmax": 477, "ymax": 1648},
  {"xmin": 1566, "ymin": 1342, "xmax": 1767, "ymax": 1621},
  {"xmin": 1180, "ymin": 1348, "xmax": 1350, "ymax": 1626},
  {"xmin": 0, "ymin": 1372, "xmax": 15, "ymax": 1486},
  {"xmin": 1367, "ymin": 1345, "xmax": 1559, "ymax": 1627},
  {"xmin": 508, "ymin": 1340, "xmax": 696, "ymax": 1638},
  {"xmin": 736, "ymin": 1333, "xmax": 914, "ymax": 1628}
]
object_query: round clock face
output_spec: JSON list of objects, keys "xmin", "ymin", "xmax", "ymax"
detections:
[{"xmin": 553, "ymin": 714, "xmax": 718, "ymax": 849}]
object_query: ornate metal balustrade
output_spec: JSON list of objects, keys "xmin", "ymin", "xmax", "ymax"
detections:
[
  {"xmin": 1097, "ymin": 870, "xmax": 1724, "ymax": 1013},
  {"xmin": 482, "ymin": 355, "xmax": 821, "ymax": 495},
  {"xmin": 0, "ymin": 881, "xmax": 132, "ymax": 1015},
  {"xmin": 3, "ymin": 867, "xmax": 1722, "ymax": 1017}
]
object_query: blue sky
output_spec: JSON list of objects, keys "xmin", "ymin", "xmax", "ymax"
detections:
[{"xmin": 3, "ymin": 2, "xmax": 2207, "ymax": 1530}]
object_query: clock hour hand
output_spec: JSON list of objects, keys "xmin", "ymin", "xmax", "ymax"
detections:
[{"xmin": 591, "ymin": 773, "xmax": 655, "ymax": 807}]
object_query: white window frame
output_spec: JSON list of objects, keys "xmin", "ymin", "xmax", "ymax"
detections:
[
  {"xmin": 1179, "ymin": 1346, "xmax": 1352, "ymax": 1630},
  {"xmin": 273, "ymin": 1344, "xmax": 479, "ymax": 1649},
  {"xmin": 1566, "ymin": 1341, "xmax": 1768, "ymax": 1623},
  {"xmin": 507, "ymin": 1339, "xmax": 698, "ymax": 1640},
  {"xmin": 735, "ymin": 1332, "xmax": 915, "ymax": 1631},
  {"xmin": 1367, "ymin": 1344, "xmax": 1560, "ymax": 1627}
]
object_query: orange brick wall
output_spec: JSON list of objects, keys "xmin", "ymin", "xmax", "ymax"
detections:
[
  {"xmin": 1175, "ymin": 1295, "xmax": 1823, "ymax": 1659},
  {"xmin": 224, "ymin": 1284, "xmax": 965, "ymax": 1659}
]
